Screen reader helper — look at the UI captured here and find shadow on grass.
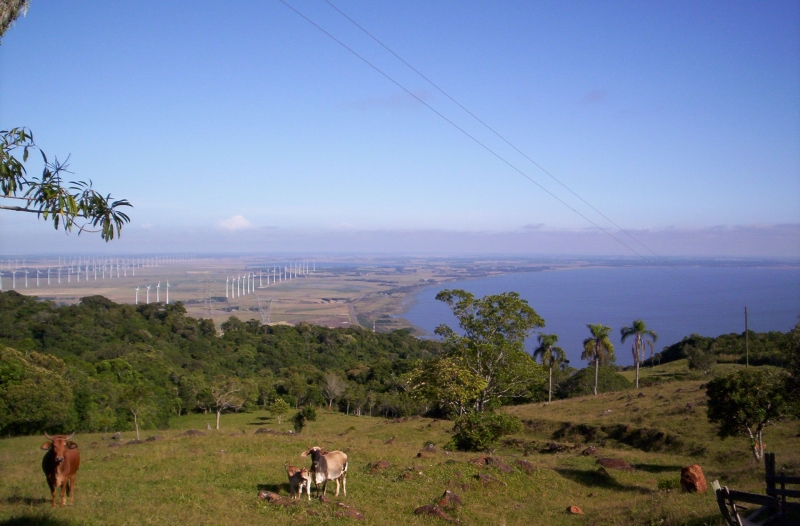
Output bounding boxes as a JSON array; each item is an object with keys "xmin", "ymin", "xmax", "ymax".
[
  {"xmin": 555, "ymin": 468, "xmax": 653, "ymax": 494},
  {"xmin": 257, "ymin": 483, "xmax": 290, "ymax": 494},
  {"xmin": 681, "ymin": 514, "xmax": 727, "ymax": 526},
  {"xmin": 0, "ymin": 516, "xmax": 72, "ymax": 526},
  {"xmin": 634, "ymin": 464, "xmax": 683, "ymax": 474},
  {"xmin": 2, "ymin": 497, "xmax": 48, "ymax": 506},
  {"xmin": 247, "ymin": 417, "xmax": 272, "ymax": 425}
]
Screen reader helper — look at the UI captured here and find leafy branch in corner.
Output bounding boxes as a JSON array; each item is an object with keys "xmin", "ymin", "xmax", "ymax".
[{"xmin": 0, "ymin": 127, "xmax": 132, "ymax": 241}]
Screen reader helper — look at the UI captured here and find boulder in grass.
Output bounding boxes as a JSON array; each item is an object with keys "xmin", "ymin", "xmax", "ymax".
[
  {"xmin": 567, "ymin": 505, "xmax": 583, "ymax": 514},
  {"xmin": 516, "ymin": 459, "xmax": 536, "ymax": 474},
  {"xmin": 413, "ymin": 505, "xmax": 456, "ymax": 522},
  {"xmin": 582, "ymin": 446, "xmax": 599, "ymax": 456},
  {"xmin": 437, "ymin": 490, "xmax": 463, "ymax": 509},
  {"xmin": 335, "ymin": 503, "xmax": 365, "ymax": 520},
  {"xmin": 680, "ymin": 464, "xmax": 707, "ymax": 493}
]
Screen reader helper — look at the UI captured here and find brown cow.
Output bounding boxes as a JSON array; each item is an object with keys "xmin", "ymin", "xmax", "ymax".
[
  {"xmin": 41, "ymin": 432, "xmax": 80, "ymax": 507},
  {"xmin": 285, "ymin": 462, "xmax": 312, "ymax": 500}
]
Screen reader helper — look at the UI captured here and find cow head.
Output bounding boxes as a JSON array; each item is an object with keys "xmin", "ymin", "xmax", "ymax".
[
  {"xmin": 41, "ymin": 433, "xmax": 77, "ymax": 463},
  {"xmin": 300, "ymin": 446, "xmax": 326, "ymax": 466}
]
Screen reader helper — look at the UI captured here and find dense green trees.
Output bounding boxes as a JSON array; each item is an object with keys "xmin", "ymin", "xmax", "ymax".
[
  {"xmin": 0, "ymin": 291, "xmax": 442, "ymax": 436},
  {"xmin": 434, "ymin": 289, "xmax": 545, "ymax": 411}
]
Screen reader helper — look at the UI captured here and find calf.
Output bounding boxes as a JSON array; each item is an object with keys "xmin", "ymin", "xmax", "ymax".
[
  {"xmin": 285, "ymin": 462, "xmax": 312, "ymax": 501},
  {"xmin": 301, "ymin": 446, "xmax": 348, "ymax": 497},
  {"xmin": 41, "ymin": 433, "xmax": 81, "ymax": 507}
]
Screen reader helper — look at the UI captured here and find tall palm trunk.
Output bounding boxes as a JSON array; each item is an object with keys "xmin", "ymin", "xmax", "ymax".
[
  {"xmin": 548, "ymin": 364, "xmax": 553, "ymax": 403},
  {"xmin": 594, "ymin": 358, "xmax": 599, "ymax": 396}
]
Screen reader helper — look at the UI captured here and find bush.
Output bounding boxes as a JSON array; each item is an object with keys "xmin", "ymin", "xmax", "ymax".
[
  {"xmin": 291, "ymin": 411, "xmax": 306, "ymax": 433},
  {"xmin": 555, "ymin": 366, "xmax": 632, "ymax": 398},
  {"xmin": 687, "ymin": 347, "xmax": 716, "ymax": 372},
  {"xmin": 448, "ymin": 411, "xmax": 522, "ymax": 451},
  {"xmin": 300, "ymin": 405, "xmax": 317, "ymax": 422}
]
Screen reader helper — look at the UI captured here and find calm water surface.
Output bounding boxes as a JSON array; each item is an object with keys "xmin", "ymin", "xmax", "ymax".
[{"xmin": 401, "ymin": 266, "xmax": 800, "ymax": 367}]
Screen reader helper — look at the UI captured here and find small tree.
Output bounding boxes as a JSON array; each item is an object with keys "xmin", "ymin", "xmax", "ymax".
[
  {"xmin": 582, "ymin": 324, "xmax": 615, "ymax": 396},
  {"xmin": 533, "ymin": 333, "xmax": 567, "ymax": 403},
  {"xmin": 448, "ymin": 411, "xmax": 523, "ymax": 452},
  {"xmin": 269, "ymin": 398, "xmax": 290, "ymax": 424},
  {"xmin": 620, "ymin": 320, "xmax": 657, "ymax": 389},
  {"xmin": 322, "ymin": 373, "xmax": 347, "ymax": 409},
  {"xmin": 706, "ymin": 368, "xmax": 791, "ymax": 460},
  {"xmin": 208, "ymin": 377, "xmax": 245, "ymax": 430}
]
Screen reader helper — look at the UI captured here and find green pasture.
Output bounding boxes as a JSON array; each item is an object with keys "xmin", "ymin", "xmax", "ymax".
[{"xmin": 1, "ymin": 374, "xmax": 798, "ymax": 525}]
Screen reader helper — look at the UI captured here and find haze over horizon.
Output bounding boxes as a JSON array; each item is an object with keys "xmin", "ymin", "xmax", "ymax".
[{"xmin": 1, "ymin": 1, "xmax": 798, "ymax": 258}]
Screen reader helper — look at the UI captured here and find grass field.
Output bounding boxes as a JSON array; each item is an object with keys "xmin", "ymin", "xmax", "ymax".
[{"xmin": 1, "ymin": 362, "xmax": 798, "ymax": 525}]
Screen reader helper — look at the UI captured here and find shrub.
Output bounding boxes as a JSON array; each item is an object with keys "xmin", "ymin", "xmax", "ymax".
[
  {"xmin": 448, "ymin": 411, "xmax": 522, "ymax": 451},
  {"xmin": 300, "ymin": 405, "xmax": 317, "ymax": 422},
  {"xmin": 555, "ymin": 365, "xmax": 632, "ymax": 398},
  {"xmin": 291, "ymin": 411, "xmax": 306, "ymax": 433}
]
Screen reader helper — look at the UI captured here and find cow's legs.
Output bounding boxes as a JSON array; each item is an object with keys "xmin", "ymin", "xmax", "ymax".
[
  {"xmin": 68, "ymin": 475, "xmax": 77, "ymax": 505},
  {"xmin": 49, "ymin": 483, "xmax": 56, "ymax": 508},
  {"xmin": 60, "ymin": 481, "xmax": 67, "ymax": 506},
  {"xmin": 342, "ymin": 473, "xmax": 347, "ymax": 497}
]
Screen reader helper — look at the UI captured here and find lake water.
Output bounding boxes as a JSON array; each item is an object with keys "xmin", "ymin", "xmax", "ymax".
[{"xmin": 400, "ymin": 266, "xmax": 800, "ymax": 367}]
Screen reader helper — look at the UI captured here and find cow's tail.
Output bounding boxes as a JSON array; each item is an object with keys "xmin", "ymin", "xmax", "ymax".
[{"xmin": 343, "ymin": 461, "xmax": 349, "ymax": 474}]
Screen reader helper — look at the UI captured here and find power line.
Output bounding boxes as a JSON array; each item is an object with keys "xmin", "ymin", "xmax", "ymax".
[
  {"xmin": 280, "ymin": 0, "xmax": 655, "ymax": 263},
  {"xmin": 323, "ymin": 0, "xmax": 676, "ymax": 264}
]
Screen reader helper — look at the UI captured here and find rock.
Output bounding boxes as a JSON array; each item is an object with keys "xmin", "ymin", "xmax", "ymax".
[
  {"xmin": 318, "ymin": 495, "xmax": 332, "ymax": 504},
  {"xmin": 485, "ymin": 457, "xmax": 513, "ymax": 473},
  {"xmin": 596, "ymin": 458, "xmax": 633, "ymax": 471},
  {"xmin": 306, "ymin": 510, "xmax": 319, "ymax": 517},
  {"xmin": 257, "ymin": 491, "xmax": 283, "ymax": 503},
  {"xmin": 637, "ymin": 392, "xmax": 646, "ymax": 398},
  {"xmin": 124, "ymin": 439, "xmax": 144, "ymax": 446},
  {"xmin": 422, "ymin": 443, "xmax": 437, "ymax": 452},
  {"xmin": 475, "ymin": 473, "xmax": 506, "ymax": 486},
  {"xmin": 384, "ymin": 436, "xmax": 396, "ymax": 444},
  {"xmin": 111, "ymin": 432, "xmax": 122, "ymax": 440},
  {"xmin": 685, "ymin": 402, "xmax": 694, "ymax": 412},
  {"xmin": 146, "ymin": 436, "xmax": 163, "ymax": 442},
  {"xmin": 417, "ymin": 451, "xmax": 434, "ymax": 459},
  {"xmin": 582, "ymin": 446, "xmax": 599, "ymax": 456},
  {"xmin": 680, "ymin": 464, "xmax": 707, "ymax": 493},
  {"xmin": 108, "ymin": 442, "xmax": 122, "ymax": 448},
  {"xmin": 178, "ymin": 429, "xmax": 206, "ymax": 437},
  {"xmin": 469, "ymin": 456, "xmax": 489, "ymax": 466},
  {"xmin": 335, "ymin": 503, "xmax": 365, "ymax": 520},
  {"xmin": 601, "ymin": 409, "xmax": 613, "ymax": 416},
  {"xmin": 413, "ymin": 505, "xmax": 456, "ymax": 522},
  {"xmin": 369, "ymin": 460, "xmax": 391, "ymax": 474},
  {"xmin": 516, "ymin": 460, "xmax": 536, "ymax": 473},
  {"xmin": 437, "ymin": 490, "xmax": 463, "ymax": 508},
  {"xmin": 567, "ymin": 505, "xmax": 583, "ymax": 514}
]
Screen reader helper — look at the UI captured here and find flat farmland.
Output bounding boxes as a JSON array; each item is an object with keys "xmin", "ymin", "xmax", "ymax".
[{"xmin": 2, "ymin": 256, "xmax": 556, "ymax": 332}]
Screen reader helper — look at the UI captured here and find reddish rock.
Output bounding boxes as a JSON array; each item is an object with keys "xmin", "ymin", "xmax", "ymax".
[
  {"xmin": 582, "ymin": 446, "xmax": 599, "ymax": 456},
  {"xmin": 437, "ymin": 490, "xmax": 463, "ymax": 508},
  {"xmin": 475, "ymin": 473, "xmax": 506, "ymax": 487},
  {"xmin": 370, "ymin": 460, "xmax": 391, "ymax": 470},
  {"xmin": 257, "ymin": 491, "xmax": 293, "ymax": 506},
  {"xmin": 680, "ymin": 464, "xmax": 707, "ymax": 493},
  {"xmin": 414, "ymin": 505, "xmax": 456, "ymax": 522},
  {"xmin": 335, "ymin": 503, "xmax": 365, "ymax": 520},
  {"xmin": 417, "ymin": 451, "xmax": 434, "ymax": 458},
  {"xmin": 516, "ymin": 460, "xmax": 536, "ymax": 473},
  {"xmin": 567, "ymin": 505, "xmax": 583, "ymax": 514},
  {"xmin": 384, "ymin": 436, "xmax": 396, "ymax": 444},
  {"xmin": 486, "ymin": 457, "xmax": 513, "ymax": 473},
  {"xmin": 596, "ymin": 458, "xmax": 633, "ymax": 471}
]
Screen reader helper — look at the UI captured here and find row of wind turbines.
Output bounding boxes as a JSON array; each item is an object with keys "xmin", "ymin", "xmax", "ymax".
[
  {"xmin": 226, "ymin": 261, "xmax": 314, "ymax": 298},
  {"xmin": 0, "ymin": 255, "xmax": 194, "ymax": 291},
  {"xmin": 135, "ymin": 281, "xmax": 171, "ymax": 305}
]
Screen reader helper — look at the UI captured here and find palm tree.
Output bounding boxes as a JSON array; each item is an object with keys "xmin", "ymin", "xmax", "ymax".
[
  {"xmin": 582, "ymin": 324, "xmax": 615, "ymax": 396},
  {"xmin": 533, "ymin": 333, "xmax": 568, "ymax": 402},
  {"xmin": 620, "ymin": 319, "xmax": 658, "ymax": 389}
]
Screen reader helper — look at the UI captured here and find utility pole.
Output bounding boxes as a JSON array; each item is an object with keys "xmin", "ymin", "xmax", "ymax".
[{"xmin": 745, "ymin": 306, "xmax": 749, "ymax": 369}]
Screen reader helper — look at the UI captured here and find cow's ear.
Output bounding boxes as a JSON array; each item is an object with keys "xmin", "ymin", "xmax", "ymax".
[
  {"xmin": 300, "ymin": 450, "xmax": 308, "ymax": 457},
  {"xmin": 321, "ymin": 450, "xmax": 328, "ymax": 455},
  {"xmin": 66, "ymin": 441, "xmax": 78, "ymax": 449},
  {"xmin": 41, "ymin": 443, "xmax": 52, "ymax": 450}
]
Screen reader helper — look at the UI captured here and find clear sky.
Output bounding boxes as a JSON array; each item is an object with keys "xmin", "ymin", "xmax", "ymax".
[{"xmin": 1, "ymin": 0, "xmax": 798, "ymax": 257}]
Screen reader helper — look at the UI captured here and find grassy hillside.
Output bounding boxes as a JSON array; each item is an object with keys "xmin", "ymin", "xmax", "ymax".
[{"xmin": 2, "ymin": 363, "xmax": 797, "ymax": 525}]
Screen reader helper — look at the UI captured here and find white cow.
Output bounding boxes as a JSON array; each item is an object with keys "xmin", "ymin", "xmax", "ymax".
[{"xmin": 301, "ymin": 446, "xmax": 348, "ymax": 497}]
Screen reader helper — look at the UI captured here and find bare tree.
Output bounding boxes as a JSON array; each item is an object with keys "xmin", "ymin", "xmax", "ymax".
[
  {"xmin": 209, "ymin": 377, "xmax": 245, "ymax": 430},
  {"xmin": 322, "ymin": 373, "xmax": 347, "ymax": 408}
]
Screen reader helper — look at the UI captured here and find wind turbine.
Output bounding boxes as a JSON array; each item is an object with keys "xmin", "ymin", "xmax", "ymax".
[
  {"xmin": 156, "ymin": 282, "xmax": 161, "ymax": 303},
  {"xmin": 135, "ymin": 286, "xmax": 139, "ymax": 305},
  {"xmin": 24, "ymin": 269, "xmax": 28, "ymax": 288},
  {"xmin": 146, "ymin": 285, "xmax": 151, "ymax": 304},
  {"xmin": 166, "ymin": 281, "xmax": 170, "ymax": 304},
  {"xmin": 36, "ymin": 269, "xmax": 40, "ymax": 287},
  {"xmin": 226, "ymin": 277, "xmax": 229, "ymax": 298},
  {"xmin": 12, "ymin": 270, "xmax": 17, "ymax": 289},
  {"xmin": 57, "ymin": 267, "xmax": 61, "ymax": 284},
  {"xmin": 47, "ymin": 268, "xmax": 51, "ymax": 285}
]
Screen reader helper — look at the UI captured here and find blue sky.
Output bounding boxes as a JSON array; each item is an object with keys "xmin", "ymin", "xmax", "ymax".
[{"xmin": 1, "ymin": 0, "xmax": 798, "ymax": 257}]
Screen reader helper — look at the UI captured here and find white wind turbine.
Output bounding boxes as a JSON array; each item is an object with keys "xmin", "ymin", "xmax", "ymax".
[
  {"xmin": 157, "ymin": 282, "xmax": 161, "ymax": 303},
  {"xmin": 47, "ymin": 268, "xmax": 51, "ymax": 285},
  {"xmin": 24, "ymin": 269, "xmax": 28, "ymax": 288},
  {"xmin": 36, "ymin": 269, "xmax": 40, "ymax": 287},
  {"xmin": 226, "ymin": 277, "xmax": 229, "ymax": 298},
  {"xmin": 135, "ymin": 286, "xmax": 140, "ymax": 305},
  {"xmin": 166, "ymin": 281, "xmax": 170, "ymax": 304},
  {"xmin": 146, "ymin": 284, "xmax": 151, "ymax": 304}
]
